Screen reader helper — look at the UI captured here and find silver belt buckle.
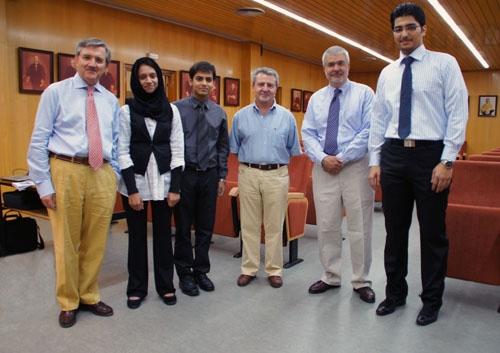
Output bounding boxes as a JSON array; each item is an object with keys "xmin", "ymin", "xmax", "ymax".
[{"xmin": 404, "ymin": 139, "xmax": 416, "ymax": 148}]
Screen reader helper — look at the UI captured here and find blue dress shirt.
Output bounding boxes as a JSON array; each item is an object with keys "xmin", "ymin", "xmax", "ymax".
[
  {"xmin": 27, "ymin": 74, "xmax": 121, "ymax": 197},
  {"xmin": 229, "ymin": 100, "xmax": 302, "ymax": 163},
  {"xmin": 302, "ymin": 79, "xmax": 374, "ymax": 165}
]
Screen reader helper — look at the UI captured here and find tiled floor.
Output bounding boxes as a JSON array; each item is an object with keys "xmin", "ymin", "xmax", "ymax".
[{"xmin": 0, "ymin": 206, "xmax": 498, "ymax": 353}]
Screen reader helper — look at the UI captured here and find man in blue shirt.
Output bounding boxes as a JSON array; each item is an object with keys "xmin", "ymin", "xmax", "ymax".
[
  {"xmin": 230, "ymin": 67, "xmax": 302, "ymax": 288},
  {"xmin": 302, "ymin": 46, "xmax": 376, "ymax": 304},
  {"xmin": 368, "ymin": 3, "xmax": 468, "ymax": 326},
  {"xmin": 27, "ymin": 38, "xmax": 120, "ymax": 328}
]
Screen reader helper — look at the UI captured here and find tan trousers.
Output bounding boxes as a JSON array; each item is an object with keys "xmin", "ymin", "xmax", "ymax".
[
  {"xmin": 238, "ymin": 164, "xmax": 289, "ymax": 277},
  {"xmin": 312, "ymin": 154, "xmax": 374, "ymax": 288},
  {"xmin": 48, "ymin": 158, "xmax": 117, "ymax": 310}
]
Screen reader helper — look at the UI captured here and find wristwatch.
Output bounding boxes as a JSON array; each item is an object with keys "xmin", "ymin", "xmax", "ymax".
[
  {"xmin": 219, "ymin": 178, "xmax": 226, "ymax": 183},
  {"xmin": 441, "ymin": 160, "xmax": 454, "ymax": 169}
]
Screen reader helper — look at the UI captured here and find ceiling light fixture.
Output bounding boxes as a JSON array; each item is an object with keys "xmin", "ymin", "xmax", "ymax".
[
  {"xmin": 252, "ymin": 0, "xmax": 393, "ymax": 64},
  {"xmin": 236, "ymin": 7, "xmax": 265, "ymax": 17},
  {"xmin": 427, "ymin": 0, "xmax": 488, "ymax": 68}
]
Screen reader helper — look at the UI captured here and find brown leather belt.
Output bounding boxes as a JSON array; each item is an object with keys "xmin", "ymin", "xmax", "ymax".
[
  {"xmin": 243, "ymin": 163, "xmax": 286, "ymax": 170},
  {"xmin": 49, "ymin": 152, "xmax": 108, "ymax": 165}
]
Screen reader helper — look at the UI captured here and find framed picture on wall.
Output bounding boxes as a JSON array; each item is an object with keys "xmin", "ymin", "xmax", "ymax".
[
  {"xmin": 18, "ymin": 47, "xmax": 54, "ymax": 94},
  {"xmin": 478, "ymin": 95, "xmax": 497, "ymax": 117},
  {"xmin": 101, "ymin": 60, "xmax": 120, "ymax": 98},
  {"xmin": 180, "ymin": 70, "xmax": 192, "ymax": 99},
  {"xmin": 58, "ymin": 53, "xmax": 77, "ymax": 81},
  {"xmin": 224, "ymin": 77, "xmax": 240, "ymax": 106},
  {"xmin": 291, "ymin": 88, "xmax": 302, "ymax": 112},
  {"xmin": 303, "ymin": 90, "xmax": 313, "ymax": 112},
  {"xmin": 209, "ymin": 76, "xmax": 221, "ymax": 104}
]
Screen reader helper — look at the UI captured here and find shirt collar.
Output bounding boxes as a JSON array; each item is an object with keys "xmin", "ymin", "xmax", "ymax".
[
  {"xmin": 328, "ymin": 79, "xmax": 351, "ymax": 96},
  {"xmin": 74, "ymin": 73, "xmax": 105, "ymax": 93},
  {"xmin": 188, "ymin": 95, "xmax": 210, "ymax": 110},
  {"xmin": 398, "ymin": 44, "xmax": 426, "ymax": 65},
  {"xmin": 252, "ymin": 99, "xmax": 277, "ymax": 113}
]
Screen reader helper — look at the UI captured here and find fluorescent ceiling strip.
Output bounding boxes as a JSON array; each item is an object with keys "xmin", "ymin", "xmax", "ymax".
[
  {"xmin": 252, "ymin": 0, "xmax": 394, "ymax": 64},
  {"xmin": 427, "ymin": 0, "xmax": 488, "ymax": 68}
]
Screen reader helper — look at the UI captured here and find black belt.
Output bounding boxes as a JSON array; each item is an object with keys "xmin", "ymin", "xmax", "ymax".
[
  {"xmin": 49, "ymin": 152, "xmax": 109, "ymax": 165},
  {"xmin": 387, "ymin": 139, "xmax": 443, "ymax": 148},
  {"xmin": 242, "ymin": 163, "xmax": 286, "ymax": 170},
  {"xmin": 185, "ymin": 163, "xmax": 213, "ymax": 172}
]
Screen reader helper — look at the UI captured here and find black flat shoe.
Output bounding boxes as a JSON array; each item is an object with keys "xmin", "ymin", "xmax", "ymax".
[
  {"xmin": 127, "ymin": 297, "xmax": 144, "ymax": 309},
  {"xmin": 163, "ymin": 294, "xmax": 177, "ymax": 306}
]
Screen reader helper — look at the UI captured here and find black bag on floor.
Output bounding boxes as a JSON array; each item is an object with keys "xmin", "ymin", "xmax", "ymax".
[{"xmin": 0, "ymin": 210, "xmax": 44, "ymax": 257}]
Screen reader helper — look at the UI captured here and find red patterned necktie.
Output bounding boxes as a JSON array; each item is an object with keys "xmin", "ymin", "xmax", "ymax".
[{"xmin": 86, "ymin": 86, "xmax": 103, "ymax": 170}]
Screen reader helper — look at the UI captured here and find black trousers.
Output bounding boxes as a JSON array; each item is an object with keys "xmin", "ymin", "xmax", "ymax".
[
  {"xmin": 122, "ymin": 195, "xmax": 175, "ymax": 298},
  {"xmin": 174, "ymin": 167, "xmax": 218, "ymax": 279},
  {"xmin": 380, "ymin": 141, "xmax": 449, "ymax": 310}
]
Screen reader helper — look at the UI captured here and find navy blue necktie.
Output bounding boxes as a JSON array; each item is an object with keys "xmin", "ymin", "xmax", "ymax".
[
  {"xmin": 324, "ymin": 88, "xmax": 341, "ymax": 155},
  {"xmin": 398, "ymin": 56, "xmax": 414, "ymax": 139},
  {"xmin": 197, "ymin": 103, "xmax": 209, "ymax": 170}
]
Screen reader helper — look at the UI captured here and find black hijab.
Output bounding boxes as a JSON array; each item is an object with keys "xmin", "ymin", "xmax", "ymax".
[{"xmin": 126, "ymin": 57, "xmax": 173, "ymax": 122}]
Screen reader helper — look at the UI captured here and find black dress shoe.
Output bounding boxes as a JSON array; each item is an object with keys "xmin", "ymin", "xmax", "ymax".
[
  {"xmin": 308, "ymin": 280, "xmax": 340, "ymax": 294},
  {"xmin": 78, "ymin": 301, "xmax": 114, "ymax": 316},
  {"xmin": 376, "ymin": 298, "xmax": 406, "ymax": 316},
  {"xmin": 162, "ymin": 294, "xmax": 177, "ymax": 306},
  {"xmin": 179, "ymin": 277, "xmax": 200, "ymax": 296},
  {"xmin": 353, "ymin": 286, "xmax": 376, "ymax": 303},
  {"xmin": 127, "ymin": 297, "xmax": 144, "ymax": 309},
  {"xmin": 416, "ymin": 307, "xmax": 439, "ymax": 326},
  {"xmin": 194, "ymin": 273, "xmax": 215, "ymax": 291},
  {"xmin": 59, "ymin": 310, "xmax": 77, "ymax": 328}
]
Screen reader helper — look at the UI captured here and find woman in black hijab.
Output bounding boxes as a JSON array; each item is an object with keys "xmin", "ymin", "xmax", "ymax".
[{"xmin": 118, "ymin": 57, "xmax": 184, "ymax": 308}]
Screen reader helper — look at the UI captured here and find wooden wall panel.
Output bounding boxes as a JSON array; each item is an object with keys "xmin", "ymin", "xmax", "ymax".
[{"xmin": 1, "ymin": 0, "xmax": 498, "ymax": 176}]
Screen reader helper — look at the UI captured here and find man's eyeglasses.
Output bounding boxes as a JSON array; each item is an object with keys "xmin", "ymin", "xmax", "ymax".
[{"xmin": 392, "ymin": 24, "xmax": 421, "ymax": 34}]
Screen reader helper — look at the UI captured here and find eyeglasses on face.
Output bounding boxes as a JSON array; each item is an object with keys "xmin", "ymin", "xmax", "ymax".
[{"xmin": 392, "ymin": 24, "xmax": 421, "ymax": 34}]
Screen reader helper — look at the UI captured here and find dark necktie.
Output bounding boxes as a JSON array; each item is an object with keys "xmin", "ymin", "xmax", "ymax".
[
  {"xmin": 197, "ymin": 103, "xmax": 209, "ymax": 171},
  {"xmin": 324, "ymin": 88, "xmax": 341, "ymax": 155},
  {"xmin": 86, "ymin": 86, "xmax": 103, "ymax": 170},
  {"xmin": 398, "ymin": 56, "xmax": 415, "ymax": 139}
]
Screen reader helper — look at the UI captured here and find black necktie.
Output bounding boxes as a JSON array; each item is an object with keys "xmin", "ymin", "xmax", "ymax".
[
  {"xmin": 197, "ymin": 103, "xmax": 209, "ymax": 170},
  {"xmin": 324, "ymin": 88, "xmax": 341, "ymax": 155},
  {"xmin": 398, "ymin": 56, "xmax": 414, "ymax": 139}
]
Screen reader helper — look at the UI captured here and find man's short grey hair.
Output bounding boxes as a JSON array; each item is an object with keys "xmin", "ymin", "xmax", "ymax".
[
  {"xmin": 322, "ymin": 46, "xmax": 350, "ymax": 66},
  {"xmin": 75, "ymin": 38, "xmax": 111, "ymax": 64},
  {"xmin": 251, "ymin": 67, "xmax": 279, "ymax": 86}
]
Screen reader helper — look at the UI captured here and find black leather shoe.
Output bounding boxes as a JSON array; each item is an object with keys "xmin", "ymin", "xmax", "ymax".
[
  {"xmin": 194, "ymin": 273, "xmax": 215, "ymax": 291},
  {"xmin": 376, "ymin": 298, "xmax": 406, "ymax": 316},
  {"xmin": 79, "ymin": 301, "xmax": 114, "ymax": 316},
  {"xmin": 308, "ymin": 280, "xmax": 340, "ymax": 294},
  {"xmin": 353, "ymin": 286, "xmax": 376, "ymax": 303},
  {"xmin": 179, "ymin": 277, "xmax": 200, "ymax": 296},
  {"xmin": 59, "ymin": 310, "xmax": 77, "ymax": 328},
  {"xmin": 416, "ymin": 307, "xmax": 439, "ymax": 326}
]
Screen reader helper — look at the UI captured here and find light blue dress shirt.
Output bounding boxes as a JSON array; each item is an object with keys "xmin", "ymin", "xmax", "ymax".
[
  {"xmin": 27, "ymin": 74, "xmax": 121, "ymax": 197},
  {"xmin": 302, "ymin": 79, "xmax": 374, "ymax": 165},
  {"xmin": 229, "ymin": 100, "xmax": 302, "ymax": 164},
  {"xmin": 368, "ymin": 45, "xmax": 469, "ymax": 166}
]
